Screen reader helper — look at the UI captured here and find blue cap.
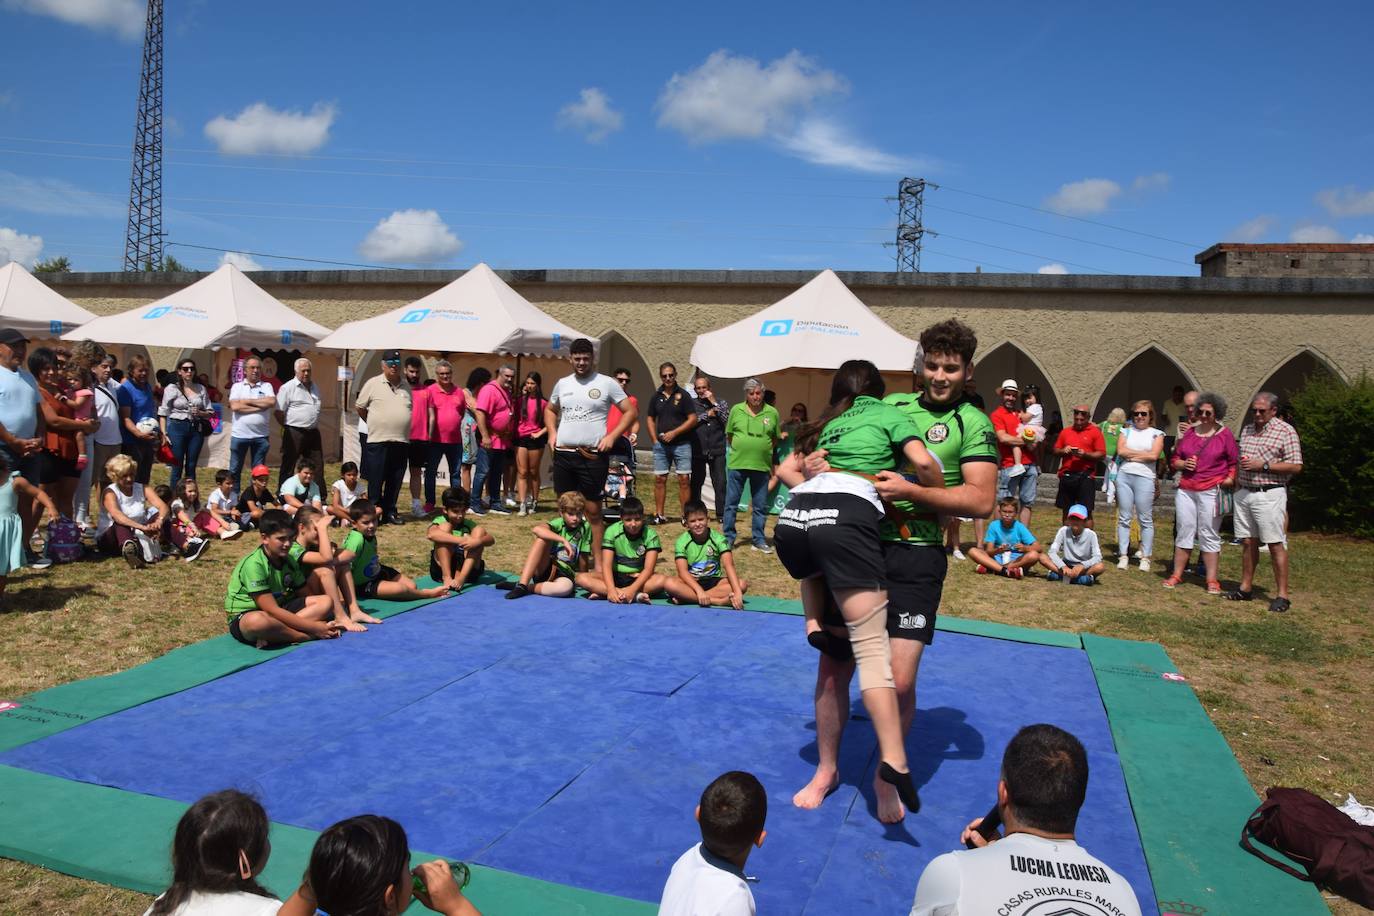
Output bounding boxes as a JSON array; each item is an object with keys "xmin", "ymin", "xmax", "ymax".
[{"xmin": 1067, "ymin": 504, "xmax": 1089, "ymax": 519}]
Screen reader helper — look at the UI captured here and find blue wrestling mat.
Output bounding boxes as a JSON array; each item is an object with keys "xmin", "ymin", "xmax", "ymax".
[{"xmin": 0, "ymin": 589, "xmax": 1159, "ymax": 915}]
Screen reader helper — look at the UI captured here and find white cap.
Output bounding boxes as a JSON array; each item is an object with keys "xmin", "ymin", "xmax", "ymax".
[{"xmin": 999, "ymin": 378, "xmax": 1019, "ymax": 392}]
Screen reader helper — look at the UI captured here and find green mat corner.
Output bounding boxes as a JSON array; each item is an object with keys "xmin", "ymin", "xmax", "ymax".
[
  {"xmin": 1083, "ymin": 634, "xmax": 1326, "ymax": 915},
  {"xmin": 0, "ymin": 765, "xmax": 653, "ymax": 914}
]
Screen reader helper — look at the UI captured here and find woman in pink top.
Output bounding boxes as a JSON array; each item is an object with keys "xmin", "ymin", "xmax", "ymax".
[
  {"xmin": 514, "ymin": 371, "xmax": 548, "ymax": 515},
  {"xmin": 1164, "ymin": 392, "xmax": 1238, "ymax": 594},
  {"xmin": 424, "ymin": 359, "xmax": 467, "ymax": 511}
]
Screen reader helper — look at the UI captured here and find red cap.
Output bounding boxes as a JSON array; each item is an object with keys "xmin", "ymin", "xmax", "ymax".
[{"xmin": 251, "ymin": 464, "xmax": 271, "ymax": 478}]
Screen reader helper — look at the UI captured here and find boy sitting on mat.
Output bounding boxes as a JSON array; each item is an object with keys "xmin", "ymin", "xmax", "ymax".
[
  {"xmin": 499, "ymin": 490, "xmax": 600, "ymax": 600},
  {"xmin": 427, "ymin": 485, "xmax": 494, "ymax": 592},
  {"xmin": 659, "ymin": 770, "xmax": 767, "ymax": 916},
  {"xmin": 967, "ymin": 497, "xmax": 1040, "ymax": 578},
  {"xmin": 343, "ymin": 499, "xmax": 448, "ymax": 602},
  {"xmin": 225, "ymin": 508, "xmax": 342, "ymax": 649},
  {"xmin": 583, "ymin": 495, "xmax": 668, "ymax": 603},
  {"xmin": 663, "ymin": 500, "xmax": 748, "ymax": 609},
  {"xmin": 290, "ymin": 505, "xmax": 379, "ymax": 631}
]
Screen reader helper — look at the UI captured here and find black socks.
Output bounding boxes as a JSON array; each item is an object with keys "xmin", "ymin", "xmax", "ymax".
[
  {"xmin": 878, "ymin": 761, "xmax": 922, "ymax": 814},
  {"xmin": 807, "ymin": 630, "xmax": 854, "ymax": 661},
  {"xmin": 504, "ymin": 583, "xmax": 531, "ymax": 600}
]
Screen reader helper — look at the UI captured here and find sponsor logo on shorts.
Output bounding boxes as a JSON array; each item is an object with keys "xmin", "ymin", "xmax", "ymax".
[
  {"xmin": 779, "ymin": 506, "xmax": 839, "ymax": 528},
  {"xmin": 898, "ymin": 612, "xmax": 927, "ymax": 631},
  {"xmin": 927, "ymin": 422, "xmax": 950, "ymax": 444}
]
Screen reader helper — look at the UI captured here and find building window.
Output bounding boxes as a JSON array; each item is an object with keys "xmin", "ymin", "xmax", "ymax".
[{"xmin": 1288, "ymin": 258, "xmax": 1301, "ymax": 269}]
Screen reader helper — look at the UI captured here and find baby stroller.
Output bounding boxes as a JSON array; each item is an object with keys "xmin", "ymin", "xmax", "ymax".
[{"xmin": 601, "ymin": 455, "xmax": 636, "ymax": 522}]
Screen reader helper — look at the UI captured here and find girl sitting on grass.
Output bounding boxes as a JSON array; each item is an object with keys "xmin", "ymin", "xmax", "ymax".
[{"xmin": 144, "ymin": 789, "xmax": 280, "ymax": 916}]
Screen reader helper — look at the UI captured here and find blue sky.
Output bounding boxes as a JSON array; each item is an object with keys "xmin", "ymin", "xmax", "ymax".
[{"xmin": 1, "ymin": 0, "xmax": 1371, "ymax": 274}]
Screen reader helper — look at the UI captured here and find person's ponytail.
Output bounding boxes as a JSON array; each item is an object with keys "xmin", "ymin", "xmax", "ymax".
[{"xmin": 795, "ymin": 360, "xmax": 885, "ymax": 454}]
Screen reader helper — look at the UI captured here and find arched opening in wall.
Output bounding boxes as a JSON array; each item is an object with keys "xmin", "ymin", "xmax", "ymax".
[
  {"xmin": 597, "ymin": 328, "xmax": 654, "ymax": 427},
  {"xmin": 973, "ymin": 341, "xmax": 1063, "ymax": 425},
  {"xmin": 1093, "ymin": 344, "xmax": 1198, "ymax": 423},
  {"xmin": 1251, "ymin": 348, "xmax": 1347, "ymax": 413}
]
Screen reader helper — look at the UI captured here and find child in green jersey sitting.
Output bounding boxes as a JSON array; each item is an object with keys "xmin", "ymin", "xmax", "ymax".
[
  {"xmin": 584, "ymin": 496, "xmax": 668, "ymax": 603},
  {"xmin": 500, "ymin": 490, "xmax": 600, "ymax": 600},
  {"xmin": 289, "ymin": 505, "xmax": 376, "ymax": 632},
  {"xmin": 664, "ymin": 499, "xmax": 748, "ymax": 609},
  {"xmin": 225, "ymin": 508, "xmax": 341, "ymax": 648},
  {"xmin": 427, "ymin": 485, "xmax": 494, "ymax": 592},
  {"xmin": 343, "ymin": 499, "xmax": 448, "ymax": 602}
]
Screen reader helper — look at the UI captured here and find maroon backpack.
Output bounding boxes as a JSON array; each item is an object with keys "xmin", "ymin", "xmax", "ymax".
[{"xmin": 1240, "ymin": 786, "xmax": 1374, "ymax": 907}]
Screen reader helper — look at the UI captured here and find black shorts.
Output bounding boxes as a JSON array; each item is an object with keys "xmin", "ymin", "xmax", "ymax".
[
  {"xmin": 0, "ymin": 443, "xmax": 39, "ymax": 481},
  {"xmin": 228, "ymin": 614, "xmax": 254, "ymax": 645},
  {"xmin": 822, "ymin": 542, "xmax": 944, "ymax": 644},
  {"xmin": 693, "ymin": 575, "xmax": 722, "ymax": 591},
  {"xmin": 34, "ymin": 450, "xmax": 80, "ymax": 483},
  {"xmin": 357, "ymin": 565, "xmax": 401, "ymax": 598},
  {"xmin": 1055, "ymin": 472, "xmax": 1098, "ymax": 516},
  {"xmin": 774, "ymin": 491, "xmax": 885, "ymax": 590},
  {"xmin": 516, "ymin": 435, "xmax": 546, "ymax": 451},
  {"xmin": 430, "ymin": 548, "xmax": 484, "ymax": 583},
  {"xmin": 408, "ymin": 441, "xmax": 430, "ymax": 468},
  {"xmin": 552, "ymin": 449, "xmax": 609, "ymax": 502}
]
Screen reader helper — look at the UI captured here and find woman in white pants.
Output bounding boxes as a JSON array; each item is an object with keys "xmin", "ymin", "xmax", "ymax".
[
  {"xmin": 1164, "ymin": 393, "xmax": 1238, "ymax": 594},
  {"xmin": 1114, "ymin": 399, "xmax": 1163, "ymax": 571}
]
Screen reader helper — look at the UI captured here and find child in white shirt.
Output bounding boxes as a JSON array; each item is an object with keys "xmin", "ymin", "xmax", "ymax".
[
  {"xmin": 1008, "ymin": 385, "xmax": 1047, "ymax": 477},
  {"xmin": 328, "ymin": 461, "xmax": 365, "ymax": 527}
]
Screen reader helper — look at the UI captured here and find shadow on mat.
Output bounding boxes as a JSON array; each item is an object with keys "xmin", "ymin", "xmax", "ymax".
[{"xmin": 0, "ymin": 584, "xmax": 98, "ymax": 614}]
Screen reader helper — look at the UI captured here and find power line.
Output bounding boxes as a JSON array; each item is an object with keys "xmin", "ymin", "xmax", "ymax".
[
  {"xmin": 166, "ymin": 242, "xmax": 399, "ymax": 270},
  {"xmin": 924, "ymin": 202, "xmax": 1194, "ymax": 266}
]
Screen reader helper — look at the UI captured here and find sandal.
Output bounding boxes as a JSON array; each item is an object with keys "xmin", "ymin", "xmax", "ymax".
[
  {"xmin": 1206, "ymin": 580, "xmax": 1222, "ymax": 596},
  {"xmin": 1162, "ymin": 575, "xmax": 1182, "ymax": 589},
  {"xmin": 1268, "ymin": 597, "xmax": 1291, "ymax": 613},
  {"xmin": 1225, "ymin": 589, "xmax": 1253, "ymax": 601}
]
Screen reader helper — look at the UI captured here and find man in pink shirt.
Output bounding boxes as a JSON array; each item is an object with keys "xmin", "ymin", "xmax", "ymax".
[
  {"xmin": 471, "ymin": 364, "xmax": 516, "ymax": 514},
  {"xmin": 425, "ymin": 359, "xmax": 467, "ymax": 514}
]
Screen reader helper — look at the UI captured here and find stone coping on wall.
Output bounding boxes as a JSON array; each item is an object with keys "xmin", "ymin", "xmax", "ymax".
[{"xmin": 38, "ymin": 268, "xmax": 1374, "ymax": 297}]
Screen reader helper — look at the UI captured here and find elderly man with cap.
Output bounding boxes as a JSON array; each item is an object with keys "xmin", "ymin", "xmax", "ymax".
[
  {"xmin": 354, "ymin": 349, "xmax": 412, "ymax": 525},
  {"xmin": 1052, "ymin": 403, "xmax": 1106, "ymax": 527},
  {"xmin": 275, "ymin": 357, "xmax": 323, "ymax": 489},
  {"xmin": 0, "ymin": 328, "xmax": 52, "ymax": 568},
  {"xmin": 988, "ymin": 378, "xmax": 1037, "ymax": 527}
]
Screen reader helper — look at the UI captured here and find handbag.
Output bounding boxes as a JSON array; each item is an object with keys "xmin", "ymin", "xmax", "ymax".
[
  {"xmin": 193, "ymin": 416, "xmax": 214, "ymax": 437},
  {"xmin": 1240, "ymin": 786, "xmax": 1374, "ymax": 906},
  {"xmin": 157, "ymin": 440, "xmax": 176, "ymax": 464}
]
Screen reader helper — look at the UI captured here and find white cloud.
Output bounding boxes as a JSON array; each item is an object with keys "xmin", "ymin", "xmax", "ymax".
[
  {"xmin": 1288, "ymin": 224, "xmax": 1345, "ymax": 243},
  {"xmin": 204, "ymin": 102, "xmax": 336, "ymax": 156},
  {"xmin": 655, "ymin": 49, "xmax": 912, "ymax": 174},
  {"xmin": 0, "ymin": 170, "xmax": 124, "ymax": 218},
  {"xmin": 556, "ymin": 88, "xmax": 624, "ymax": 143},
  {"xmin": 0, "ymin": 227, "xmax": 43, "ymax": 267},
  {"xmin": 1037, "ymin": 263, "xmax": 1069, "ymax": 274},
  {"xmin": 1228, "ymin": 214, "xmax": 1277, "ymax": 241},
  {"xmin": 1316, "ymin": 186, "xmax": 1374, "ymax": 218},
  {"xmin": 358, "ymin": 210, "xmax": 463, "ymax": 265},
  {"xmin": 1044, "ymin": 178, "xmax": 1122, "ymax": 215},
  {"xmin": 1, "ymin": 0, "xmax": 143, "ymax": 39},
  {"xmin": 1351, "ymin": 233, "xmax": 1374, "ymax": 244},
  {"xmin": 1131, "ymin": 172, "xmax": 1171, "ymax": 192},
  {"xmin": 777, "ymin": 118, "xmax": 916, "ymax": 174},
  {"xmin": 218, "ymin": 251, "xmax": 263, "ymax": 271}
]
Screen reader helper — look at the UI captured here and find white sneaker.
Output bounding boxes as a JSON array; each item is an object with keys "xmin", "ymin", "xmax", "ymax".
[
  {"xmin": 1006, "ymin": 464, "xmax": 1026, "ymax": 478},
  {"xmin": 504, "ymin": 497, "xmax": 518, "ymax": 509},
  {"xmin": 1139, "ymin": 558, "xmax": 1151, "ymax": 572},
  {"xmin": 1117, "ymin": 555, "xmax": 1129, "ymax": 570},
  {"xmin": 1132, "ymin": 548, "xmax": 1143, "ymax": 559},
  {"xmin": 951, "ymin": 548, "xmax": 966, "ymax": 561}
]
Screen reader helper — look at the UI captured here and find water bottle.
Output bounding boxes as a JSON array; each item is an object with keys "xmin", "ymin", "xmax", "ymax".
[{"xmin": 412, "ymin": 860, "xmax": 471, "ymax": 896}]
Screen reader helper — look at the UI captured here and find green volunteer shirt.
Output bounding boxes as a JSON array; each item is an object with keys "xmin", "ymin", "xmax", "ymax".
[
  {"xmin": 674, "ymin": 529, "xmax": 730, "ymax": 580},
  {"xmin": 880, "ymin": 393, "xmax": 999, "ymax": 545},
  {"xmin": 725, "ymin": 402, "xmax": 781, "ymax": 471},
  {"xmin": 224, "ymin": 546, "xmax": 287, "ymax": 621},
  {"xmin": 603, "ymin": 521, "xmax": 662, "ymax": 574},
  {"xmin": 816, "ymin": 395, "xmax": 922, "ymax": 475},
  {"xmin": 343, "ymin": 529, "xmax": 382, "ymax": 585},
  {"xmin": 548, "ymin": 515, "xmax": 593, "ymax": 574}
]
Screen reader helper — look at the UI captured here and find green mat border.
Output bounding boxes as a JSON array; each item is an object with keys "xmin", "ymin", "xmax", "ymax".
[{"xmin": 0, "ymin": 577, "xmax": 1326, "ymax": 913}]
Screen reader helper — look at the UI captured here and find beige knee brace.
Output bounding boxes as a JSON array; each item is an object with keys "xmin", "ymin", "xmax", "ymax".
[{"xmin": 845, "ymin": 599, "xmax": 894, "ymax": 691}]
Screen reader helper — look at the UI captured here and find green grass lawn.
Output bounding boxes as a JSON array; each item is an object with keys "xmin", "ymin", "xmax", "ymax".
[{"xmin": 2, "ymin": 465, "xmax": 1370, "ymax": 914}]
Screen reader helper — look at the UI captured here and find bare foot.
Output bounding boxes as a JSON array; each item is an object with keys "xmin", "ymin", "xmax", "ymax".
[
  {"xmin": 793, "ymin": 769, "xmax": 840, "ymax": 809},
  {"xmin": 351, "ymin": 610, "xmax": 382, "ymax": 625},
  {"xmin": 341, "ymin": 619, "xmax": 368, "ymax": 633},
  {"xmin": 420, "ymin": 586, "xmax": 449, "ymax": 598},
  {"xmin": 874, "ymin": 774, "xmax": 907, "ymax": 824}
]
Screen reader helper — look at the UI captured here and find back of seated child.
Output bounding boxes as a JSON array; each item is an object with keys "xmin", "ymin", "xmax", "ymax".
[
  {"xmin": 144, "ymin": 789, "xmax": 279, "ymax": 916},
  {"xmin": 659, "ymin": 771, "xmax": 767, "ymax": 916}
]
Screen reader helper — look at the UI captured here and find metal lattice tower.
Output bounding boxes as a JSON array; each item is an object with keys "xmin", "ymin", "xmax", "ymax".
[
  {"xmin": 893, "ymin": 177, "xmax": 935, "ymax": 272},
  {"xmin": 123, "ymin": 0, "xmax": 164, "ymax": 272}
]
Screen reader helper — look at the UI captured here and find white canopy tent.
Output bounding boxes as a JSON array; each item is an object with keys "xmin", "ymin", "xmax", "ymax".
[
  {"xmin": 0, "ymin": 260, "xmax": 99, "ymax": 341},
  {"xmin": 315, "ymin": 262, "xmax": 594, "ymax": 356},
  {"xmin": 62, "ymin": 263, "xmax": 341, "ymax": 467}
]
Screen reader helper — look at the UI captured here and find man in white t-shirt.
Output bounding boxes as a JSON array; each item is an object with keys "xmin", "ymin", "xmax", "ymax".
[
  {"xmin": 83, "ymin": 355, "xmax": 125, "ymax": 529},
  {"xmin": 911, "ymin": 724, "xmax": 1142, "ymax": 916},
  {"xmin": 228, "ymin": 357, "xmax": 277, "ymax": 494},
  {"xmin": 545, "ymin": 337, "xmax": 637, "ymax": 562}
]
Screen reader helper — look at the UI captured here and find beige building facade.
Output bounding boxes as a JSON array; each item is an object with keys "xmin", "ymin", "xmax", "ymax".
[{"xmin": 44, "ymin": 269, "xmax": 1373, "ymax": 429}]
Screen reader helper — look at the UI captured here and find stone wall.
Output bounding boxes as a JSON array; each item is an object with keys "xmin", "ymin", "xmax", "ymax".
[{"xmin": 1196, "ymin": 243, "xmax": 1374, "ymax": 279}]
